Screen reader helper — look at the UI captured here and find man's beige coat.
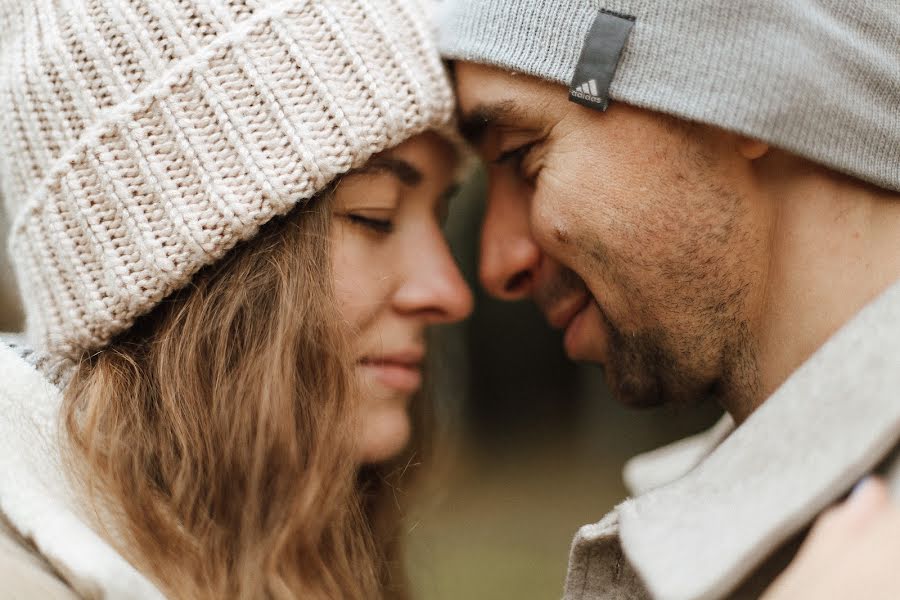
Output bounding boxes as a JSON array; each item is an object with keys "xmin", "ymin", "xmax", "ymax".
[{"xmin": 564, "ymin": 278, "xmax": 900, "ymax": 600}]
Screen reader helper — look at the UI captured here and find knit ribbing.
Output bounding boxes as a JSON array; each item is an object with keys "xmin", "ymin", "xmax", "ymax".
[
  {"xmin": 1, "ymin": 0, "xmax": 454, "ymax": 360},
  {"xmin": 439, "ymin": 0, "xmax": 900, "ymax": 193}
]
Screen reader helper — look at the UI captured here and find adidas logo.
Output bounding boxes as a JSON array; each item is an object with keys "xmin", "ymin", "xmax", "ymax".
[
  {"xmin": 576, "ymin": 79, "xmax": 600, "ymax": 97},
  {"xmin": 570, "ymin": 78, "xmax": 605, "ymax": 106}
]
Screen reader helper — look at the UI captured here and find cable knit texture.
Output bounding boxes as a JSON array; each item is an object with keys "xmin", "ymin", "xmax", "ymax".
[
  {"xmin": 438, "ymin": 0, "xmax": 900, "ymax": 193},
  {"xmin": 0, "ymin": 0, "xmax": 454, "ymax": 361}
]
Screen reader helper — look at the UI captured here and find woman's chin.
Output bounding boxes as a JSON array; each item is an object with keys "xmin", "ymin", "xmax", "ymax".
[{"xmin": 358, "ymin": 409, "xmax": 411, "ymax": 464}]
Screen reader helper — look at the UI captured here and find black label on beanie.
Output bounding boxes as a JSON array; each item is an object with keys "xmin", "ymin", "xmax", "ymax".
[{"xmin": 569, "ymin": 9, "xmax": 635, "ymax": 112}]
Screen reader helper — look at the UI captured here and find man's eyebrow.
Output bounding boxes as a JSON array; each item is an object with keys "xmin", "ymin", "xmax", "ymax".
[
  {"xmin": 354, "ymin": 157, "xmax": 423, "ymax": 186},
  {"xmin": 458, "ymin": 100, "xmax": 523, "ymax": 145}
]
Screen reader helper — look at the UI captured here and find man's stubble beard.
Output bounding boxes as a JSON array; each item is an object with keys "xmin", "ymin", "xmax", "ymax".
[
  {"xmin": 533, "ymin": 261, "xmax": 762, "ymax": 412},
  {"xmin": 599, "ymin": 306, "xmax": 760, "ymax": 412},
  {"xmin": 589, "ymin": 185, "xmax": 764, "ymax": 414}
]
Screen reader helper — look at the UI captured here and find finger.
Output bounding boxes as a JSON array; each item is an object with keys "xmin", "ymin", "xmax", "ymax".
[
  {"xmin": 812, "ymin": 478, "xmax": 889, "ymax": 539},
  {"xmin": 844, "ymin": 477, "xmax": 890, "ymax": 518}
]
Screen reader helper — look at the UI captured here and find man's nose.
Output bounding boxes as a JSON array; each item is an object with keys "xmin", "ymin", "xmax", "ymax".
[
  {"xmin": 393, "ymin": 229, "xmax": 474, "ymax": 324},
  {"xmin": 479, "ymin": 177, "xmax": 542, "ymax": 301}
]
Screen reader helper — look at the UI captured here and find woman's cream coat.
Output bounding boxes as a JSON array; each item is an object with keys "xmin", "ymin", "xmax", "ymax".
[{"xmin": 0, "ymin": 342, "xmax": 164, "ymax": 599}]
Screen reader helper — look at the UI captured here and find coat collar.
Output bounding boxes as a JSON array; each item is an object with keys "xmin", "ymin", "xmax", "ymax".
[
  {"xmin": 615, "ymin": 278, "xmax": 900, "ymax": 600},
  {"xmin": 0, "ymin": 341, "xmax": 164, "ymax": 599}
]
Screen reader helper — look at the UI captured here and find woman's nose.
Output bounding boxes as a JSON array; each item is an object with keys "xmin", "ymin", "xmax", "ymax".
[
  {"xmin": 479, "ymin": 179, "xmax": 542, "ymax": 301},
  {"xmin": 393, "ymin": 232, "xmax": 473, "ymax": 324}
]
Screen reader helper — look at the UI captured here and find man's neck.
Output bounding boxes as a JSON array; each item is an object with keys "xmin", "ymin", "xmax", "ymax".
[{"xmin": 744, "ymin": 154, "xmax": 900, "ymax": 421}]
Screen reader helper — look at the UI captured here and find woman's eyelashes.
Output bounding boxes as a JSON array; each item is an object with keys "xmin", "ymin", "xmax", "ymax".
[{"xmin": 346, "ymin": 213, "xmax": 394, "ymax": 234}]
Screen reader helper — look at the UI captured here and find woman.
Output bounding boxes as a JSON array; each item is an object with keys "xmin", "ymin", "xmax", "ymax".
[{"xmin": 0, "ymin": 0, "xmax": 470, "ymax": 598}]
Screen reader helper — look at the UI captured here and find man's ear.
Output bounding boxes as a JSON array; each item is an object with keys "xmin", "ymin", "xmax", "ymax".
[{"xmin": 738, "ymin": 137, "xmax": 770, "ymax": 160}]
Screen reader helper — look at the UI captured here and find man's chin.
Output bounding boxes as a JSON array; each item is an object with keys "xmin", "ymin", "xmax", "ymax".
[
  {"xmin": 564, "ymin": 335, "xmax": 672, "ymax": 407},
  {"xmin": 609, "ymin": 370, "xmax": 713, "ymax": 409},
  {"xmin": 605, "ymin": 370, "xmax": 669, "ymax": 409},
  {"xmin": 597, "ymin": 324, "xmax": 707, "ymax": 409}
]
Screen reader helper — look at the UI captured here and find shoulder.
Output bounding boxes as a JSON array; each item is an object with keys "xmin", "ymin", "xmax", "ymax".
[
  {"xmin": 0, "ymin": 513, "xmax": 79, "ymax": 600},
  {"xmin": 0, "ymin": 337, "xmax": 41, "ymax": 382},
  {"xmin": 0, "ymin": 336, "xmax": 72, "ymax": 388},
  {"xmin": 0, "ymin": 341, "xmax": 78, "ymax": 599}
]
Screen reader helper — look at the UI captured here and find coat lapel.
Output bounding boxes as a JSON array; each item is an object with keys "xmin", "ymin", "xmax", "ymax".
[{"xmin": 616, "ymin": 279, "xmax": 900, "ymax": 600}]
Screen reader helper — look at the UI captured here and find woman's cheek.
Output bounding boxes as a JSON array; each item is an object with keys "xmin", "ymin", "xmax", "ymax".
[{"xmin": 332, "ymin": 231, "xmax": 393, "ymax": 327}]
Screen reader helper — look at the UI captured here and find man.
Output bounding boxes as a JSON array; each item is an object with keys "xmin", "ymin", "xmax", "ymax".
[{"xmin": 438, "ymin": 1, "xmax": 900, "ymax": 598}]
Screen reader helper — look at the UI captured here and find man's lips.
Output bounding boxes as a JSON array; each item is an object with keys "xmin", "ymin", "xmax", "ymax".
[
  {"xmin": 563, "ymin": 303, "xmax": 592, "ymax": 361},
  {"xmin": 358, "ymin": 350, "xmax": 424, "ymax": 393},
  {"xmin": 546, "ymin": 294, "xmax": 591, "ymax": 330},
  {"xmin": 545, "ymin": 295, "xmax": 609, "ymax": 364}
]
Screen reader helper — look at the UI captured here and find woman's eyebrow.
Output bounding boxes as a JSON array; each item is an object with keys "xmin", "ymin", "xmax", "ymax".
[{"xmin": 355, "ymin": 157, "xmax": 423, "ymax": 186}]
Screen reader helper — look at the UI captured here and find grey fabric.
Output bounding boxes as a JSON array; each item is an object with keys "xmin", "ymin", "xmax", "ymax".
[
  {"xmin": 439, "ymin": 0, "xmax": 900, "ymax": 193},
  {"xmin": 565, "ymin": 512, "xmax": 651, "ymax": 600},
  {"xmin": 623, "ymin": 415, "xmax": 734, "ymax": 497},
  {"xmin": 565, "ymin": 277, "xmax": 900, "ymax": 600}
]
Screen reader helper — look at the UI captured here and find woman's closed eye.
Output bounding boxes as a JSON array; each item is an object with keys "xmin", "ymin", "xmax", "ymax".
[{"xmin": 345, "ymin": 213, "xmax": 394, "ymax": 234}]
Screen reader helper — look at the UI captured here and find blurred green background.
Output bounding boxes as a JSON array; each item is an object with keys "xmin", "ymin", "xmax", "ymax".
[{"xmin": 0, "ymin": 171, "xmax": 720, "ymax": 599}]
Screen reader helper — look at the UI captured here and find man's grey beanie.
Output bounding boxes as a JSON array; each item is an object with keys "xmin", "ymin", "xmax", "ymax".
[{"xmin": 439, "ymin": 0, "xmax": 900, "ymax": 192}]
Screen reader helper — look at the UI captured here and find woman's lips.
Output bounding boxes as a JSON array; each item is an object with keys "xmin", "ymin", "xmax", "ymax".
[{"xmin": 358, "ymin": 355, "xmax": 423, "ymax": 393}]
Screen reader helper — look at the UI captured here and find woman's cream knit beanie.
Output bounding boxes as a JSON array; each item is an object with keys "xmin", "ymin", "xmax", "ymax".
[{"xmin": 0, "ymin": 0, "xmax": 454, "ymax": 361}]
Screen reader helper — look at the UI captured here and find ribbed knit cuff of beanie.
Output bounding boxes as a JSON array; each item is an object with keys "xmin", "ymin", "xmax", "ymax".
[
  {"xmin": 438, "ymin": 0, "xmax": 900, "ymax": 193},
  {"xmin": 0, "ymin": 0, "xmax": 455, "ymax": 362}
]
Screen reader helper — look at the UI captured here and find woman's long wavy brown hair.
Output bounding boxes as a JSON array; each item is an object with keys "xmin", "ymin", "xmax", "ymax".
[{"xmin": 61, "ymin": 193, "xmax": 429, "ymax": 599}]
